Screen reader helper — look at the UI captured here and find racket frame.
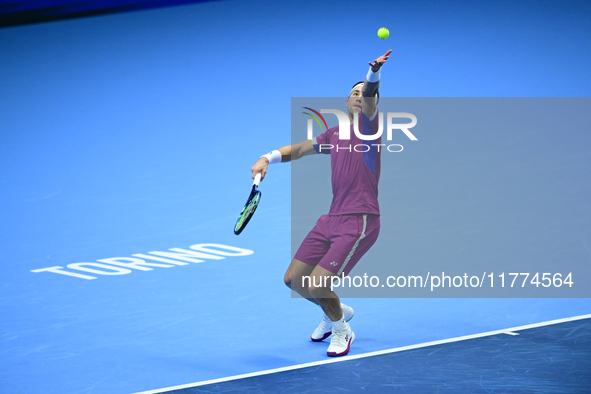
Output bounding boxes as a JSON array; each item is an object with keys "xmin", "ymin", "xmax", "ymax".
[{"xmin": 234, "ymin": 173, "xmax": 262, "ymax": 235}]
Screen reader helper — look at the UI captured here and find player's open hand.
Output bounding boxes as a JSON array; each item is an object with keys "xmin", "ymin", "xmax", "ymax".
[{"xmin": 369, "ymin": 49, "xmax": 392, "ymax": 72}]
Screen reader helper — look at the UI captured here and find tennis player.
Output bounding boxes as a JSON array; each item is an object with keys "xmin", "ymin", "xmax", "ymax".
[{"xmin": 251, "ymin": 49, "xmax": 392, "ymax": 357}]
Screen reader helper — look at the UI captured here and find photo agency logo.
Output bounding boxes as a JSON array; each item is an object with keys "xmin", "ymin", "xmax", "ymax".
[{"xmin": 302, "ymin": 106, "xmax": 418, "ymax": 152}]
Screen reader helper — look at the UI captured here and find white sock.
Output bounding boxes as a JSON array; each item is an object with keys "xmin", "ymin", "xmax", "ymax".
[
  {"xmin": 331, "ymin": 316, "xmax": 346, "ymax": 332},
  {"xmin": 319, "ymin": 304, "xmax": 349, "ymax": 321}
]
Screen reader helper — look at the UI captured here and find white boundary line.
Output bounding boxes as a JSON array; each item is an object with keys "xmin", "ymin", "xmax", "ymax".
[{"xmin": 132, "ymin": 313, "xmax": 591, "ymax": 394}]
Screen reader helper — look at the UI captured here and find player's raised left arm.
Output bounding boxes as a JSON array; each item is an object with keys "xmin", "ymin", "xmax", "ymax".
[{"xmin": 362, "ymin": 49, "xmax": 392, "ymax": 118}]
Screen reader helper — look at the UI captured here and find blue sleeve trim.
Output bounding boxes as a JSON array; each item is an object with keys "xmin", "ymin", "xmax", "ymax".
[
  {"xmin": 361, "ymin": 112, "xmax": 378, "ymax": 173},
  {"xmin": 312, "ymin": 134, "xmax": 332, "ymax": 155},
  {"xmin": 313, "ymin": 144, "xmax": 331, "ymax": 154}
]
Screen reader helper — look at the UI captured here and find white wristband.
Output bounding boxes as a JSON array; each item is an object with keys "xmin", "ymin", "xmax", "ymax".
[
  {"xmin": 366, "ymin": 67, "xmax": 380, "ymax": 83},
  {"xmin": 261, "ymin": 150, "xmax": 282, "ymax": 164}
]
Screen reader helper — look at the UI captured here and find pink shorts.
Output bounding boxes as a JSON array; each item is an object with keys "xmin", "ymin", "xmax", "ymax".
[{"xmin": 294, "ymin": 214, "xmax": 380, "ymax": 276}]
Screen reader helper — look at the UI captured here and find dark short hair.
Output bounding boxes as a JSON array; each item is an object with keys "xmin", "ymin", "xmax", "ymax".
[{"xmin": 350, "ymin": 81, "xmax": 379, "ymax": 104}]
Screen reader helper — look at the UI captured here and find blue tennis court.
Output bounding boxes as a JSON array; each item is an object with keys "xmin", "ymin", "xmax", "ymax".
[
  {"xmin": 139, "ymin": 315, "xmax": 591, "ymax": 393},
  {"xmin": 1, "ymin": 1, "xmax": 590, "ymax": 393}
]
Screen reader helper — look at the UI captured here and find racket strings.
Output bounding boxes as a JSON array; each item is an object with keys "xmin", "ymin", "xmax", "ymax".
[{"xmin": 234, "ymin": 191, "xmax": 261, "ymax": 234}]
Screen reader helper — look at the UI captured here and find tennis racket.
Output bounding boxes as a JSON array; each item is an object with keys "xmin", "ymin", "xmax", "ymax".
[{"xmin": 234, "ymin": 173, "xmax": 262, "ymax": 235}]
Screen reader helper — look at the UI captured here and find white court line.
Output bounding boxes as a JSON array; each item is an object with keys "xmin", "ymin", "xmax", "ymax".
[{"xmin": 132, "ymin": 313, "xmax": 591, "ymax": 394}]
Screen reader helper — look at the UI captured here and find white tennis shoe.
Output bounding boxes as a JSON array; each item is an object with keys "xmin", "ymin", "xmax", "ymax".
[
  {"xmin": 327, "ymin": 322, "xmax": 355, "ymax": 357},
  {"xmin": 310, "ymin": 303, "xmax": 354, "ymax": 342}
]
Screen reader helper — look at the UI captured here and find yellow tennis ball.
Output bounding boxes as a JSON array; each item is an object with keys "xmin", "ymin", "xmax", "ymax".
[{"xmin": 377, "ymin": 27, "xmax": 389, "ymax": 39}]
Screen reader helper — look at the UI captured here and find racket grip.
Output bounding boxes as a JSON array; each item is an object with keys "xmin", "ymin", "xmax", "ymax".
[{"xmin": 253, "ymin": 172, "xmax": 262, "ymax": 186}]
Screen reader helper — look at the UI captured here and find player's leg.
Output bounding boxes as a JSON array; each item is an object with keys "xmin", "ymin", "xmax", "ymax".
[
  {"xmin": 285, "ymin": 258, "xmax": 353, "ymax": 343},
  {"xmin": 307, "ymin": 265, "xmax": 354, "ymax": 357},
  {"xmin": 307, "ymin": 265, "xmax": 343, "ymax": 320},
  {"xmin": 284, "ymin": 258, "xmax": 318, "ymax": 304},
  {"xmin": 308, "ymin": 214, "xmax": 381, "ymax": 356},
  {"xmin": 303, "ymin": 264, "xmax": 353, "ymax": 342}
]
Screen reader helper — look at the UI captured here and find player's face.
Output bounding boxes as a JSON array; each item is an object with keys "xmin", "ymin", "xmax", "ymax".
[{"xmin": 346, "ymin": 87, "xmax": 363, "ymax": 117}]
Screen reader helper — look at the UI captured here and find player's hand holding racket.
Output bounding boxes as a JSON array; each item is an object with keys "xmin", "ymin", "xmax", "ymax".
[
  {"xmin": 250, "ymin": 157, "xmax": 269, "ymax": 180},
  {"xmin": 234, "ymin": 152, "xmax": 281, "ymax": 234}
]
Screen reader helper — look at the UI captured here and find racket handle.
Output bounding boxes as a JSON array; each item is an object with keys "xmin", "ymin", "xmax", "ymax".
[{"xmin": 253, "ymin": 173, "xmax": 262, "ymax": 186}]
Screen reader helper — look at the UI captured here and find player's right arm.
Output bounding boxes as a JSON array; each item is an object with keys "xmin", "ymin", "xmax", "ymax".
[{"xmin": 251, "ymin": 140, "xmax": 315, "ymax": 179}]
